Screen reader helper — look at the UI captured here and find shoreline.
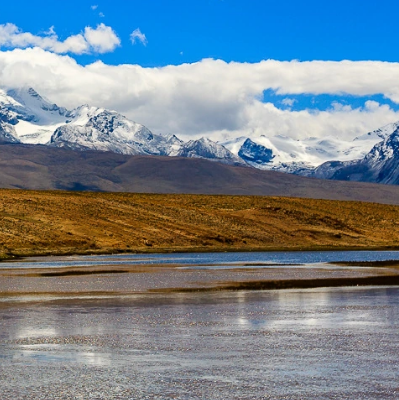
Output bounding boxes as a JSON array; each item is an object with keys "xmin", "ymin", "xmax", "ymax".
[{"xmin": 1, "ymin": 255, "xmax": 399, "ymax": 299}]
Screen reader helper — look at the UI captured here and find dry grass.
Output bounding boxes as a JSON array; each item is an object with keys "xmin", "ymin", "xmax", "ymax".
[{"xmin": 1, "ymin": 189, "xmax": 399, "ymax": 259}]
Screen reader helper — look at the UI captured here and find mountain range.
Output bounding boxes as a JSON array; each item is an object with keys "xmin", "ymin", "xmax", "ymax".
[
  {"xmin": 1, "ymin": 86, "xmax": 399, "ymax": 185},
  {"xmin": 0, "ymin": 87, "xmax": 244, "ymax": 165}
]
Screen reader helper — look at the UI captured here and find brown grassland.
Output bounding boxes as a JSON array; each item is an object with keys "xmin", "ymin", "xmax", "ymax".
[{"xmin": 1, "ymin": 188, "xmax": 399, "ymax": 260}]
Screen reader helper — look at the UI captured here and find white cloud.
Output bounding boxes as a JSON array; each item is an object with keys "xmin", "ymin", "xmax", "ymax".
[
  {"xmin": 130, "ymin": 28, "xmax": 147, "ymax": 46},
  {"xmin": 83, "ymin": 24, "xmax": 120, "ymax": 53},
  {"xmin": 44, "ymin": 26, "xmax": 56, "ymax": 36},
  {"xmin": 91, "ymin": 5, "xmax": 98, "ymax": 10},
  {"xmin": 281, "ymin": 98, "xmax": 296, "ymax": 107},
  {"xmin": 0, "ymin": 23, "xmax": 120, "ymax": 54},
  {"xmin": 1, "ymin": 50, "xmax": 399, "ymax": 142},
  {"xmin": 331, "ymin": 102, "xmax": 352, "ymax": 112},
  {"xmin": 365, "ymin": 100, "xmax": 381, "ymax": 111}
]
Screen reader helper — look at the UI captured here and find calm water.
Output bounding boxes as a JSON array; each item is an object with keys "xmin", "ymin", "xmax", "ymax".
[
  {"xmin": 1, "ymin": 252, "xmax": 399, "ymax": 399},
  {"xmin": 2, "ymin": 250, "xmax": 399, "ymax": 270},
  {"xmin": 0, "ymin": 289, "xmax": 399, "ymax": 398}
]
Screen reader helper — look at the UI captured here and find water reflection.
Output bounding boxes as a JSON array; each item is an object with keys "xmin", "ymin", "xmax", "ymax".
[{"xmin": 1, "ymin": 287, "xmax": 399, "ymax": 398}]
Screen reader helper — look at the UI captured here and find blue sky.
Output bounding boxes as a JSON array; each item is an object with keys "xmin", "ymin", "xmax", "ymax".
[
  {"xmin": 2, "ymin": 0, "xmax": 399, "ymax": 66},
  {"xmin": 1, "ymin": 0, "xmax": 399, "ymax": 140}
]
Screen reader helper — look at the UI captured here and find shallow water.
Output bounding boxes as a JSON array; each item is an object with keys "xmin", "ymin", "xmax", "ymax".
[
  {"xmin": 1, "ymin": 250, "xmax": 398, "ymax": 296},
  {"xmin": 1, "ymin": 251, "xmax": 399, "ymax": 399},
  {"xmin": 1, "ymin": 287, "xmax": 399, "ymax": 399},
  {"xmin": 3, "ymin": 249, "xmax": 399, "ymax": 270}
]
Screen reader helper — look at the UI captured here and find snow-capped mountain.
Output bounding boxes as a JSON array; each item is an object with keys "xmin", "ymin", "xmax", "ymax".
[
  {"xmin": 6, "ymin": 87, "xmax": 69, "ymax": 124},
  {"xmin": 0, "ymin": 87, "xmax": 242, "ymax": 165},
  {"xmin": 238, "ymin": 138, "xmax": 274, "ymax": 164},
  {"xmin": 175, "ymin": 137, "xmax": 244, "ymax": 165},
  {"xmin": 0, "ymin": 106, "xmax": 19, "ymax": 143},
  {"xmin": 0, "ymin": 87, "xmax": 70, "ymax": 144},
  {"xmin": 362, "ymin": 127, "xmax": 399, "ymax": 183},
  {"xmin": 49, "ymin": 105, "xmax": 179, "ymax": 156},
  {"xmin": 49, "ymin": 108, "xmax": 242, "ymax": 162},
  {"xmin": 0, "ymin": 123, "xmax": 19, "ymax": 143},
  {"xmin": 4, "ymin": 86, "xmax": 399, "ymax": 183},
  {"xmin": 312, "ymin": 125, "xmax": 399, "ymax": 184},
  {"xmin": 222, "ymin": 129, "xmax": 389, "ymax": 173},
  {"xmin": 218, "ymin": 122, "xmax": 399, "ymax": 181}
]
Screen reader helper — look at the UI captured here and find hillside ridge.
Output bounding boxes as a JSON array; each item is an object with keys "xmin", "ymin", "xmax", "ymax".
[{"xmin": 2, "ymin": 190, "xmax": 399, "ymax": 259}]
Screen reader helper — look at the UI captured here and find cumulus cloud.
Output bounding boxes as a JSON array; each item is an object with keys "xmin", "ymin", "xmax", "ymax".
[
  {"xmin": 83, "ymin": 24, "xmax": 120, "ymax": 53},
  {"xmin": 1, "ymin": 49, "xmax": 399, "ymax": 141},
  {"xmin": 130, "ymin": 28, "xmax": 147, "ymax": 46},
  {"xmin": 0, "ymin": 23, "xmax": 120, "ymax": 54}
]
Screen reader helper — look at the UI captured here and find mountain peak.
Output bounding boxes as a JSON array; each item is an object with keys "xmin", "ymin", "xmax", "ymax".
[
  {"xmin": 27, "ymin": 87, "xmax": 41, "ymax": 99},
  {"xmin": 176, "ymin": 137, "xmax": 245, "ymax": 165},
  {"xmin": 238, "ymin": 138, "xmax": 274, "ymax": 164}
]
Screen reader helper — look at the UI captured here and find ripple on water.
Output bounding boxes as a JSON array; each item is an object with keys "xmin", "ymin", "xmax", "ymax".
[{"xmin": 0, "ymin": 287, "xmax": 399, "ymax": 399}]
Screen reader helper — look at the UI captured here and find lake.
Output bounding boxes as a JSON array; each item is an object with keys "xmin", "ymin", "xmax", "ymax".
[
  {"xmin": 3, "ymin": 249, "xmax": 399, "ymax": 270},
  {"xmin": 0, "ymin": 251, "xmax": 399, "ymax": 399}
]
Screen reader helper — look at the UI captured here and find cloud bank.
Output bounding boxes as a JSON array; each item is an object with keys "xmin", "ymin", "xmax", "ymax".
[
  {"xmin": 1, "ymin": 48, "xmax": 399, "ymax": 141},
  {"xmin": 0, "ymin": 23, "xmax": 120, "ymax": 54}
]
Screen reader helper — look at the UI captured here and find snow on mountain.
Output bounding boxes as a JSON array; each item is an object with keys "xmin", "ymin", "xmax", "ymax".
[
  {"xmin": 6, "ymin": 88, "xmax": 69, "ymax": 124},
  {"xmin": 175, "ymin": 137, "xmax": 245, "ymax": 165},
  {"xmin": 238, "ymin": 138, "xmax": 274, "ymax": 164},
  {"xmin": 222, "ymin": 132, "xmax": 385, "ymax": 173},
  {"xmin": 0, "ymin": 100, "xmax": 20, "ymax": 143},
  {"xmin": 221, "ymin": 136, "xmax": 247, "ymax": 155},
  {"xmin": 365, "ymin": 129, "xmax": 399, "ymax": 167},
  {"xmin": 355, "ymin": 121, "xmax": 399, "ymax": 142},
  {"xmin": 51, "ymin": 113, "xmax": 242, "ymax": 164},
  {"xmin": 0, "ymin": 87, "xmax": 236, "ymax": 163},
  {"xmin": 49, "ymin": 106, "xmax": 189, "ymax": 157},
  {"xmin": 50, "ymin": 106, "xmax": 166, "ymax": 155},
  {"xmin": 0, "ymin": 106, "xmax": 18, "ymax": 126},
  {"xmin": 0, "ymin": 87, "xmax": 70, "ymax": 144},
  {"xmin": 0, "ymin": 89, "xmax": 20, "ymax": 108},
  {"xmin": 0, "ymin": 121, "xmax": 19, "ymax": 143},
  {"xmin": 356, "ymin": 126, "xmax": 399, "ymax": 183},
  {"xmin": 310, "ymin": 160, "xmax": 356, "ymax": 180},
  {"xmin": 157, "ymin": 134, "xmax": 184, "ymax": 156},
  {"xmin": 0, "ymin": 88, "xmax": 180, "ymax": 157},
  {"xmin": 306, "ymin": 125, "xmax": 399, "ymax": 183}
]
